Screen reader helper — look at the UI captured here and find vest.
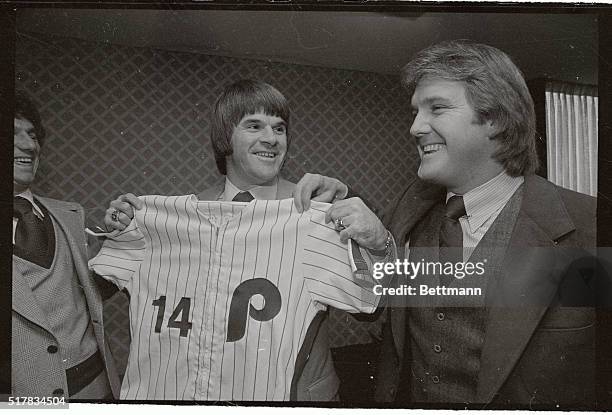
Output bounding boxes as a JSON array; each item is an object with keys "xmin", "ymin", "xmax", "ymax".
[
  {"xmin": 404, "ymin": 187, "xmax": 524, "ymax": 403},
  {"xmin": 13, "ymin": 214, "xmax": 99, "ymax": 369}
]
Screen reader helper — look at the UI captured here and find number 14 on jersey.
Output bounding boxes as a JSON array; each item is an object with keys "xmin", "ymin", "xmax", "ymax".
[{"xmin": 152, "ymin": 296, "xmax": 193, "ymax": 337}]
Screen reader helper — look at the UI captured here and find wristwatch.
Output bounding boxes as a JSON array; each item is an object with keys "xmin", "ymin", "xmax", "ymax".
[{"xmin": 368, "ymin": 230, "xmax": 393, "ymax": 257}]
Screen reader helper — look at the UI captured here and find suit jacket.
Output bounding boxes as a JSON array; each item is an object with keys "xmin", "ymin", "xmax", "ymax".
[
  {"xmin": 375, "ymin": 175, "xmax": 597, "ymax": 408},
  {"xmin": 12, "ymin": 196, "xmax": 121, "ymax": 399},
  {"xmin": 197, "ymin": 177, "xmax": 340, "ymax": 401}
]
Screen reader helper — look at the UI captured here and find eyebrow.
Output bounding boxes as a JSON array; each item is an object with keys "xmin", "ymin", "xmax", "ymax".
[
  {"xmin": 241, "ymin": 117, "xmax": 263, "ymax": 124},
  {"xmin": 241, "ymin": 117, "xmax": 287, "ymax": 127},
  {"xmin": 411, "ymin": 95, "xmax": 453, "ymax": 110},
  {"xmin": 16, "ymin": 125, "xmax": 37, "ymax": 135}
]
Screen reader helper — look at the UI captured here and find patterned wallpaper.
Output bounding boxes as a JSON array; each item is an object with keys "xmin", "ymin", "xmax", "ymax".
[{"xmin": 15, "ymin": 32, "xmax": 420, "ymax": 372}]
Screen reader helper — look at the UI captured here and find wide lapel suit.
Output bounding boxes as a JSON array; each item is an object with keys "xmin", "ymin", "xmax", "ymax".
[
  {"xmin": 375, "ymin": 175, "xmax": 596, "ymax": 407},
  {"xmin": 12, "ymin": 196, "xmax": 121, "ymax": 398},
  {"xmin": 197, "ymin": 176, "xmax": 341, "ymax": 401}
]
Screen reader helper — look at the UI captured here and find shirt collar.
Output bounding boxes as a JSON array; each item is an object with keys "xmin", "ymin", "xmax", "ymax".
[
  {"xmin": 447, "ymin": 171, "xmax": 524, "ymax": 233},
  {"xmin": 15, "ymin": 189, "xmax": 45, "ymax": 219},
  {"xmin": 223, "ymin": 177, "xmax": 279, "ymax": 201}
]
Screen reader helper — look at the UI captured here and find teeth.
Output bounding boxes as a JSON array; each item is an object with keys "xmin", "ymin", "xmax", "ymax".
[
  {"xmin": 255, "ymin": 152, "xmax": 276, "ymax": 158},
  {"xmin": 15, "ymin": 157, "xmax": 32, "ymax": 163},
  {"xmin": 422, "ymin": 144, "xmax": 444, "ymax": 154}
]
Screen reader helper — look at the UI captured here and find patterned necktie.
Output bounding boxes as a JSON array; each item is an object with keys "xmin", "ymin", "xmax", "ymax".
[
  {"xmin": 232, "ymin": 191, "xmax": 255, "ymax": 202},
  {"xmin": 439, "ymin": 195, "xmax": 466, "ymax": 284},
  {"xmin": 13, "ymin": 197, "xmax": 54, "ymax": 268}
]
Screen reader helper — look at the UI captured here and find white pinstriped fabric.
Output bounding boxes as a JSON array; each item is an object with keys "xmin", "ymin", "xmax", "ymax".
[{"xmin": 89, "ymin": 195, "xmax": 378, "ymax": 400}]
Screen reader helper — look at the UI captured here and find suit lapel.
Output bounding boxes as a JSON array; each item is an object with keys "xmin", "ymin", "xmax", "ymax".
[
  {"xmin": 476, "ymin": 176, "xmax": 577, "ymax": 402},
  {"xmin": 36, "ymin": 197, "xmax": 104, "ymax": 323},
  {"xmin": 197, "ymin": 179, "xmax": 225, "ymax": 201},
  {"xmin": 12, "ymin": 264, "xmax": 55, "ymax": 334},
  {"xmin": 387, "ymin": 180, "xmax": 444, "ymax": 246},
  {"xmin": 11, "ymin": 197, "xmax": 89, "ymax": 334},
  {"xmin": 389, "ymin": 300, "xmax": 407, "ymax": 360},
  {"xmin": 389, "ymin": 182, "xmax": 444, "ymax": 359}
]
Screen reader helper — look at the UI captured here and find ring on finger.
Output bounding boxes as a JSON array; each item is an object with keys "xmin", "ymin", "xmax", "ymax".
[
  {"xmin": 335, "ymin": 218, "xmax": 345, "ymax": 230},
  {"xmin": 111, "ymin": 209, "xmax": 120, "ymax": 222}
]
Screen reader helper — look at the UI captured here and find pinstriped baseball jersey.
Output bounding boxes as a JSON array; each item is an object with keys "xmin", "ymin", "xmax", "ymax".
[{"xmin": 89, "ymin": 195, "xmax": 379, "ymax": 400}]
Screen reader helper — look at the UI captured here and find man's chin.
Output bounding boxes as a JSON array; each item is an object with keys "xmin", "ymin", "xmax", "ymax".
[
  {"xmin": 417, "ymin": 166, "xmax": 435, "ymax": 182},
  {"xmin": 417, "ymin": 168, "xmax": 446, "ymax": 187},
  {"xmin": 255, "ymin": 175, "xmax": 280, "ymax": 187},
  {"xmin": 13, "ymin": 180, "xmax": 33, "ymax": 194},
  {"xmin": 252, "ymin": 167, "xmax": 281, "ymax": 182},
  {"xmin": 238, "ymin": 169, "xmax": 278, "ymax": 187}
]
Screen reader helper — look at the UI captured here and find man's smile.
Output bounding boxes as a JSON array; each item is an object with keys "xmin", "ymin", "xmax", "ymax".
[
  {"xmin": 421, "ymin": 143, "xmax": 446, "ymax": 155},
  {"xmin": 253, "ymin": 151, "xmax": 278, "ymax": 159},
  {"xmin": 14, "ymin": 156, "xmax": 34, "ymax": 165}
]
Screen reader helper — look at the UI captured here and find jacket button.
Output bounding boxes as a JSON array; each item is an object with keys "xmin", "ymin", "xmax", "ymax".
[
  {"xmin": 52, "ymin": 388, "xmax": 64, "ymax": 396},
  {"xmin": 47, "ymin": 345, "xmax": 58, "ymax": 354},
  {"xmin": 437, "ymin": 312, "xmax": 445, "ymax": 321},
  {"xmin": 433, "ymin": 344, "xmax": 442, "ymax": 353},
  {"xmin": 432, "ymin": 375, "xmax": 440, "ymax": 384}
]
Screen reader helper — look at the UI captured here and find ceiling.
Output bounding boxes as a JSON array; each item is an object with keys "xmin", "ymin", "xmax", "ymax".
[{"xmin": 16, "ymin": 8, "xmax": 598, "ymax": 84}]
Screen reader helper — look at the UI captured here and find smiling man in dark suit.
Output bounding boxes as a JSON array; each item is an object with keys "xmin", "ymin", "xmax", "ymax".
[
  {"xmin": 12, "ymin": 91, "xmax": 121, "ymax": 399},
  {"xmin": 374, "ymin": 40, "xmax": 596, "ymax": 408},
  {"xmin": 295, "ymin": 40, "xmax": 597, "ymax": 408}
]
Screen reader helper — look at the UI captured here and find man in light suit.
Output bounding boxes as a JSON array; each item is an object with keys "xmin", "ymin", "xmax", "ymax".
[
  {"xmin": 295, "ymin": 40, "xmax": 597, "ymax": 408},
  {"xmin": 104, "ymin": 79, "xmax": 368, "ymax": 400},
  {"xmin": 12, "ymin": 91, "xmax": 121, "ymax": 399}
]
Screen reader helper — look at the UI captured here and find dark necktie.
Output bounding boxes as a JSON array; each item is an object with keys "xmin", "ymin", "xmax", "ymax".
[
  {"xmin": 13, "ymin": 197, "xmax": 54, "ymax": 268},
  {"xmin": 439, "ymin": 195, "xmax": 466, "ymax": 284},
  {"xmin": 232, "ymin": 191, "xmax": 254, "ymax": 202}
]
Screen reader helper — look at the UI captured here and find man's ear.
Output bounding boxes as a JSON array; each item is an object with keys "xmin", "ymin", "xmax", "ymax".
[{"xmin": 486, "ymin": 119, "xmax": 502, "ymax": 139}]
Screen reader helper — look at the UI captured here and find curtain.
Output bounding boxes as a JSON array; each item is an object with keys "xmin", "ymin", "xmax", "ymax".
[{"xmin": 545, "ymin": 81, "xmax": 598, "ymax": 197}]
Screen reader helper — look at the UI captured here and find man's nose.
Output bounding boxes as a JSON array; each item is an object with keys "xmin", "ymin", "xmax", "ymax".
[
  {"xmin": 260, "ymin": 126, "xmax": 277, "ymax": 145},
  {"xmin": 410, "ymin": 112, "xmax": 431, "ymax": 138},
  {"xmin": 15, "ymin": 131, "xmax": 37, "ymax": 150}
]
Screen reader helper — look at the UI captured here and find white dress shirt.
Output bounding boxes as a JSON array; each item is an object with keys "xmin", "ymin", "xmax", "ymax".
[
  {"xmin": 405, "ymin": 171, "xmax": 524, "ymax": 262},
  {"xmin": 448, "ymin": 171, "xmax": 524, "ymax": 260},
  {"xmin": 222, "ymin": 178, "xmax": 279, "ymax": 201}
]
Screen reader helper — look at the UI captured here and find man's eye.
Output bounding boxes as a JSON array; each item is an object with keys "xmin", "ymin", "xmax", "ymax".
[
  {"xmin": 29, "ymin": 133, "xmax": 38, "ymax": 140},
  {"xmin": 246, "ymin": 124, "xmax": 260, "ymax": 131},
  {"xmin": 273, "ymin": 126, "xmax": 286, "ymax": 134},
  {"xmin": 431, "ymin": 105, "xmax": 446, "ymax": 112}
]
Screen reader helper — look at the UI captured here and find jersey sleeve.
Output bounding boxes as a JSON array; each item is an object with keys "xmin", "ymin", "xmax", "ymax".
[
  {"xmin": 88, "ymin": 218, "xmax": 145, "ymax": 291},
  {"xmin": 301, "ymin": 203, "xmax": 381, "ymax": 314}
]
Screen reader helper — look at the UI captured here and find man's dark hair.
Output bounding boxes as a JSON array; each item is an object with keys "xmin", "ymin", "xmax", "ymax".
[{"xmin": 15, "ymin": 90, "xmax": 46, "ymax": 147}]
